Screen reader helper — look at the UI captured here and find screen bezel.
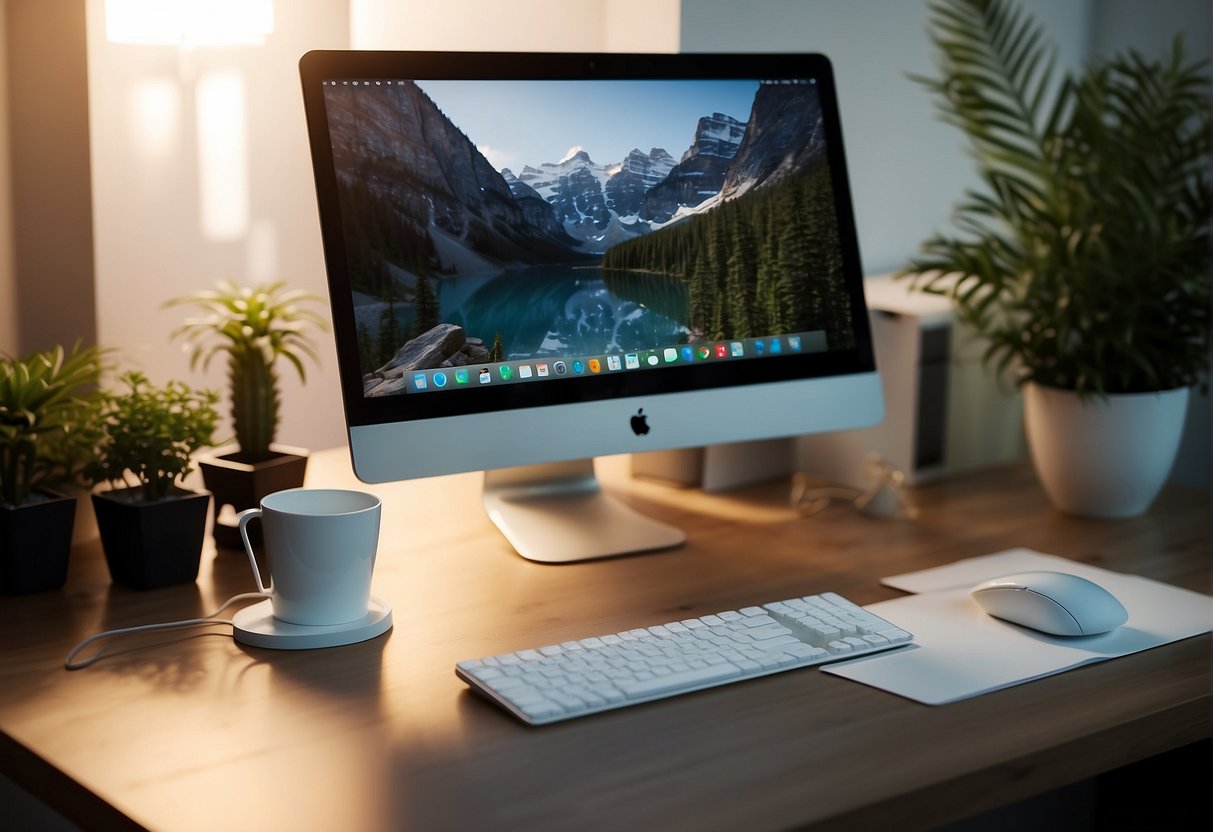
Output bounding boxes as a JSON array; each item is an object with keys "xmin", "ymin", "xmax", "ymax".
[{"xmin": 300, "ymin": 51, "xmax": 876, "ymax": 433}]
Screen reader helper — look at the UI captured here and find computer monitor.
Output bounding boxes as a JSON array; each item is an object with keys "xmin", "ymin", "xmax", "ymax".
[{"xmin": 300, "ymin": 51, "xmax": 882, "ymax": 563}]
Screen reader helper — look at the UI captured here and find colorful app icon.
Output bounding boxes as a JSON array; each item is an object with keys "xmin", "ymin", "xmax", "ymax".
[
  {"xmin": 788, "ymin": 335, "xmax": 802, "ymax": 351},
  {"xmin": 518, "ymin": 364, "xmax": 533, "ymax": 379},
  {"xmin": 588, "ymin": 358, "xmax": 601, "ymax": 373},
  {"xmin": 681, "ymin": 346, "xmax": 694, "ymax": 362},
  {"xmin": 755, "ymin": 340, "xmax": 765, "ymax": 356},
  {"xmin": 499, "ymin": 365, "xmax": 513, "ymax": 381},
  {"xmin": 625, "ymin": 353, "xmax": 640, "ymax": 369},
  {"xmin": 572, "ymin": 360, "xmax": 585, "ymax": 374},
  {"xmin": 697, "ymin": 345, "xmax": 711, "ymax": 360},
  {"xmin": 646, "ymin": 353, "xmax": 659, "ymax": 366},
  {"xmin": 454, "ymin": 368, "xmax": 469, "ymax": 384},
  {"xmin": 770, "ymin": 338, "xmax": 782, "ymax": 354},
  {"xmin": 432, "ymin": 371, "xmax": 447, "ymax": 388},
  {"xmin": 730, "ymin": 341, "xmax": 744, "ymax": 357},
  {"xmin": 536, "ymin": 362, "xmax": 550, "ymax": 377},
  {"xmin": 663, "ymin": 348, "xmax": 677, "ymax": 363},
  {"xmin": 714, "ymin": 344, "xmax": 728, "ymax": 358},
  {"xmin": 553, "ymin": 361, "xmax": 567, "ymax": 376},
  {"xmin": 478, "ymin": 368, "xmax": 491, "ymax": 384},
  {"xmin": 412, "ymin": 373, "xmax": 427, "ymax": 390},
  {"xmin": 607, "ymin": 355, "xmax": 622, "ymax": 371}
]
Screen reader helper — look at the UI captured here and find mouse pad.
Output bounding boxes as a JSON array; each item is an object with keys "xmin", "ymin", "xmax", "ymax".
[{"xmin": 824, "ymin": 549, "xmax": 1213, "ymax": 705}]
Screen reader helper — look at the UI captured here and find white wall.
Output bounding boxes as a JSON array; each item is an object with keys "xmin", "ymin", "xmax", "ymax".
[
  {"xmin": 1092, "ymin": 0, "xmax": 1210, "ymax": 61},
  {"xmin": 680, "ymin": 0, "xmax": 1093, "ymax": 276},
  {"xmin": 349, "ymin": 0, "xmax": 681, "ymax": 52},
  {"xmin": 86, "ymin": 0, "xmax": 350, "ymax": 452},
  {"xmin": 0, "ymin": 0, "xmax": 15, "ymax": 356}
]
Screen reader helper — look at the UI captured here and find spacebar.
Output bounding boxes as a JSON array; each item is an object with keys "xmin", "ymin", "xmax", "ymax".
[{"xmin": 617, "ymin": 663, "xmax": 743, "ymax": 699}]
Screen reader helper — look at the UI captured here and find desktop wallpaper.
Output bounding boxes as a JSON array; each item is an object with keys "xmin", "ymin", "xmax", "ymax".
[{"xmin": 322, "ymin": 78, "xmax": 856, "ymax": 393}]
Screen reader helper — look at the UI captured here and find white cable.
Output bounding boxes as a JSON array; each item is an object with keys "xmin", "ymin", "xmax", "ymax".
[{"xmin": 65, "ymin": 592, "xmax": 267, "ymax": 670}]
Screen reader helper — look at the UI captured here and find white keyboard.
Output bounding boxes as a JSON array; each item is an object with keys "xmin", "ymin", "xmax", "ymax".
[{"xmin": 456, "ymin": 591, "xmax": 912, "ymax": 725}]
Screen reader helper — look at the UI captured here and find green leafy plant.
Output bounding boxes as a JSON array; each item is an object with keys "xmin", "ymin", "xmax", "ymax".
[
  {"xmin": 168, "ymin": 280, "xmax": 328, "ymax": 461},
  {"xmin": 905, "ymin": 0, "xmax": 1211, "ymax": 397},
  {"xmin": 87, "ymin": 371, "xmax": 220, "ymax": 503},
  {"xmin": 0, "ymin": 344, "xmax": 106, "ymax": 507}
]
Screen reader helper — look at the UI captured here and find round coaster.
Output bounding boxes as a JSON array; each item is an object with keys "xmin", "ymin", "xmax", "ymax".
[{"xmin": 232, "ymin": 596, "xmax": 393, "ymax": 650}]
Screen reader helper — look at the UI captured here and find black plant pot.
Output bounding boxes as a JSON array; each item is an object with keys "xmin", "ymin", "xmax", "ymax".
[
  {"xmin": 199, "ymin": 445, "xmax": 308, "ymax": 549},
  {"xmin": 92, "ymin": 487, "xmax": 210, "ymax": 590},
  {"xmin": 0, "ymin": 489, "xmax": 76, "ymax": 594}
]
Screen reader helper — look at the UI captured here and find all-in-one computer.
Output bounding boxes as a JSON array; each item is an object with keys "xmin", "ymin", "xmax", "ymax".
[{"xmin": 300, "ymin": 51, "xmax": 882, "ymax": 562}]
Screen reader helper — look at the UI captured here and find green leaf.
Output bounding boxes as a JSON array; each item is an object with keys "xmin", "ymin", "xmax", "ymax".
[
  {"xmin": 906, "ymin": 0, "xmax": 1211, "ymax": 395},
  {"xmin": 166, "ymin": 280, "xmax": 328, "ymax": 456}
]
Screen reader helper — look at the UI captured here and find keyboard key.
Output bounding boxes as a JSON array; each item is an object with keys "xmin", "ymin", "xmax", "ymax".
[
  {"xmin": 519, "ymin": 700, "xmax": 565, "ymax": 720},
  {"xmin": 458, "ymin": 591, "xmax": 912, "ymax": 724},
  {"xmin": 617, "ymin": 662, "xmax": 742, "ymax": 699}
]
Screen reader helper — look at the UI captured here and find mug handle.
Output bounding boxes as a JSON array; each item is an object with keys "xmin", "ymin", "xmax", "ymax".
[{"xmin": 237, "ymin": 508, "xmax": 272, "ymax": 595}]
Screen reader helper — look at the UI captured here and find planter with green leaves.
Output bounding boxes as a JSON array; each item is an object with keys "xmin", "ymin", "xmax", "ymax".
[
  {"xmin": 906, "ymin": 0, "xmax": 1210, "ymax": 517},
  {"xmin": 168, "ymin": 280, "xmax": 327, "ymax": 547},
  {"xmin": 0, "ymin": 344, "xmax": 105, "ymax": 594},
  {"xmin": 88, "ymin": 372, "xmax": 220, "ymax": 590}
]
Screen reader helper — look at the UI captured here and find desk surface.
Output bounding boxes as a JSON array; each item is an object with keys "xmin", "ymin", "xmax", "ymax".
[{"xmin": 1, "ymin": 451, "xmax": 1209, "ymax": 831}]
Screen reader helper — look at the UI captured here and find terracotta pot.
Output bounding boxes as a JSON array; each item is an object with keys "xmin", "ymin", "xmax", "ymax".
[
  {"xmin": 1023, "ymin": 382, "xmax": 1189, "ymax": 519},
  {"xmin": 199, "ymin": 444, "xmax": 309, "ymax": 549}
]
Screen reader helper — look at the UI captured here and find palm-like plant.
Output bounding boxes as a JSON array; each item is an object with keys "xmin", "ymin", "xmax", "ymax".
[
  {"xmin": 168, "ymin": 280, "xmax": 328, "ymax": 462},
  {"xmin": 0, "ymin": 344, "xmax": 106, "ymax": 507},
  {"xmin": 907, "ymin": 0, "xmax": 1211, "ymax": 397}
]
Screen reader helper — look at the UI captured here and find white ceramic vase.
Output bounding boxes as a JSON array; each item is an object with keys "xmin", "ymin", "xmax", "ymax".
[{"xmin": 1023, "ymin": 382, "xmax": 1190, "ymax": 519}]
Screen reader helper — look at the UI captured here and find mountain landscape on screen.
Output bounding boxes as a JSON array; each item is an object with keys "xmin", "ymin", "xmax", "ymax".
[{"xmin": 323, "ymin": 78, "xmax": 854, "ymax": 390}]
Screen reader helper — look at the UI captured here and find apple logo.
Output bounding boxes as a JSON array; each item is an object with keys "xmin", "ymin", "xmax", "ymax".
[{"xmin": 630, "ymin": 408, "xmax": 650, "ymax": 436}]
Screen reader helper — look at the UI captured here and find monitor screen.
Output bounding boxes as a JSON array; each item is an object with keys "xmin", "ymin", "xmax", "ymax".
[{"xmin": 300, "ymin": 51, "xmax": 882, "ymax": 559}]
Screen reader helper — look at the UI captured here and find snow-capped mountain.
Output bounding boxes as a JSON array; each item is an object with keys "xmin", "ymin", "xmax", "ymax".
[
  {"xmin": 604, "ymin": 147, "xmax": 676, "ymax": 217},
  {"xmin": 641, "ymin": 112, "xmax": 745, "ymax": 223},
  {"xmin": 510, "ymin": 146, "xmax": 676, "ymax": 252},
  {"xmin": 512, "ymin": 149, "xmax": 614, "ymax": 224},
  {"xmin": 680, "ymin": 112, "xmax": 747, "ymax": 162}
]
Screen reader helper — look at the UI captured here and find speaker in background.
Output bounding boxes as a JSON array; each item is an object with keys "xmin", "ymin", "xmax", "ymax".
[{"xmin": 799, "ymin": 274, "xmax": 1024, "ymax": 490}]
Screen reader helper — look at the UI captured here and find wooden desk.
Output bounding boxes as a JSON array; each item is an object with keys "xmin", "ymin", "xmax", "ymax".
[{"xmin": 1, "ymin": 451, "xmax": 1209, "ymax": 831}]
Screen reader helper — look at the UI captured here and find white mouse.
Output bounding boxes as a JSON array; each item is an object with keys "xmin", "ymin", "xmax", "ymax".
[{"xmin": 971, "ymin": 571, "xmax": 1128, "ymax": 636}]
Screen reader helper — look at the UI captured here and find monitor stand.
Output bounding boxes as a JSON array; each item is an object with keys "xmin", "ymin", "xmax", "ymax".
[{"xmin": 482, "ymin": 459, "xmax": 686, "ymax": 563}]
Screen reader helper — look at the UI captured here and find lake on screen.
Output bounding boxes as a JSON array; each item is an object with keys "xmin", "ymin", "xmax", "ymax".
[{"xmin": 437, "ymin": 265, "xmax": 690, "ymax": 359}]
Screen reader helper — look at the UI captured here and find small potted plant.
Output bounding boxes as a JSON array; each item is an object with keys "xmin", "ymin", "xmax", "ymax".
[
  {"xmin": 167, "ymin": 279, "xmax": 328, "ymax": 547},
  {"xmin": 88, "ymin": 371, "xmax": 220, "ymax": 590},
  {"xmin": 905, "ymin": 0, "xmax": 1210, "ymax": 517},
  {"xmin": 0, "ymin": 344, "xmax": 105, "ymax": 594}
]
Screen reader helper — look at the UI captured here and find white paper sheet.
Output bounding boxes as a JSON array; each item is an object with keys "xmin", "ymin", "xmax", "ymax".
[{"xmin": 823, "ymin": 549, "xmax": 1213, "ymax": 705}]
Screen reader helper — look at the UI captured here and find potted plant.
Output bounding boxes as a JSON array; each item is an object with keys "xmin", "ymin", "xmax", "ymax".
[
  {"xmin": 167, "ymin": 279, "xmax": 328, "ymax": 547},
  {"xmin": 0, "ymin": 344, "xmax": 105, "ymax": 594},
  {"xmin": 905, "ymin": 0, "xmax": 1210, "ymax": 517},
  {"xmin": 87, "ymin": 371, "xmax": 220, "ymax": 590}
]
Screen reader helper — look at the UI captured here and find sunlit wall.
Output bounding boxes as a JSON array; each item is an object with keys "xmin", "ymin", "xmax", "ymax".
[{"xmin": 86, "ymin": 0, "xmax": 349, "ymax": 452}]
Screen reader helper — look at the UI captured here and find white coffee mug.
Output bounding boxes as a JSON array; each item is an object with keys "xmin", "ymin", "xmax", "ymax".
[{"xmin": 237, "ymin": 488, "xmax": 382, "ymax": 626}]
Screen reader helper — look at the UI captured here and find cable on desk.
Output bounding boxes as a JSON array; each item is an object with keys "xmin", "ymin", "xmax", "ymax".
[{"xmin": 65, "ymin": 592, "xmax": 266, "ymax": 670}]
